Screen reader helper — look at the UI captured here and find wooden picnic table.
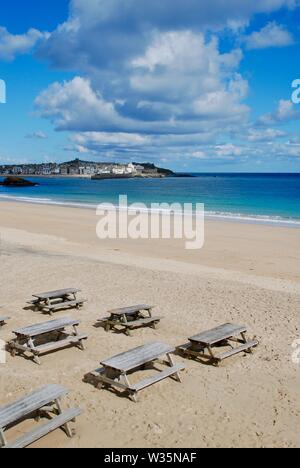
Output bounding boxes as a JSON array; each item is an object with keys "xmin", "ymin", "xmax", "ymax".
[
  {"xmin": 178, "ymin": 323, "xmax": 258, "ymax": 366},
  {"xmin": 88, "ymin": 342, "xmax": 185, "ymax": 402},
  {"xmin": 29, "ymin": 288, "xmax": 87, "ymax": 315},
  {"xmin": 99, "ymin": 304, "xmax": 162, "ymax": 335},
  {"xmin": 8, "ymin": 317, "xmax": 88, "ymax": 365},
  {"xmin": 0, "ymin": 384, "xmax": 82, "ymax": 448}
]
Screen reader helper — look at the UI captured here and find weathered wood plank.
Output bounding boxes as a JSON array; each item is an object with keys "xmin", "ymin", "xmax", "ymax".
[
  {"xmin": 13, "ymin": 317, "xmax": 81, "ymax": 338},
  {"xmin": 130, "ymin": 364, "xmax": 185, "ymax": 392},
  {"xmin": 122, "ymin": 317, "xmax": 162, "ymax": 328},
  {"xmin": 34, "ymin": 334, "xmax": 88, "ymax": 354},
  {"xmin": 108, "ymin": 304, "xmax": 153, "ymax": 317},
  {"xmin": 3, "ymin": 408, "xmax": 81, "ymax": 449},
  {"xmin": 45, "ymin": 299, "xmax": 86, "ymax": 311},
  {"xmin": 0, "ymin": 385, "xmax": 68, "ymax": 429},
  {"xmin": 32, "ymin": 289, "xmax": 80, "ymax": 300},
  {"xmin": 215, "ymin": 340, "xmax": 259, "ymax": 361},
  {"xmin": 190, "ymin": 323, "xmax": 247, "ymax": 346},
  {"xmin": 101, "ymin": 342, "xmax": 174, "ymax": 372}
]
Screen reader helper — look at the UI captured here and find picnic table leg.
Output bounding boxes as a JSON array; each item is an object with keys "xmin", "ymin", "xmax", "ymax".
[
  {"xmin": 207, "ymin": 345, "xmax": 218, "ymax": 366},
  {"xmin": 122, "ymin": 373, "xmax": 138, "ymax": 403},
  {"xmin": 241, "ymin": 332, "xmax": 247, "ymax": 343},
  {"xmin": 97, "ymin": 367, "xmax": 119, "ymax": 390},
  {"xmin": 97, "ymin": 368, "xmax": 108, "ymax": 390},
  {"xmin": 122, "ymin": 314, "xmax": 132, "ymax": 336},
  {"xmin": 46, "ymin": 298, "xmax": 53, "ymax": 316},
  {"xmin": 73, "ymin": 292, "xmax": 80, "ymax": 309},
  {"xmin": 0, "ymin": 428, "xmax": 7, "ymax": 448},
  {"xmin": 28, "ymin": 337, "xmax": 41, "ymax": 365},
  {"xmin": 166, "ymin": 353, "xmax": 182, "ymax": 383},
  {"xmin": 55, "ymin": 398, "xmax": 74, "ymax": 438},
  {"xmin": 241, "ymin": 331, "xmax": 253, "ymax": 353},
  {"xmin": 73, "ymin": 324, "xmax": 85, "ymax": 350}
]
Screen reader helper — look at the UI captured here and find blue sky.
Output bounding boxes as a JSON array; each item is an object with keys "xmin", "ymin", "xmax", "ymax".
[{"xmin": 1, "ymin": 0, "xmax": 300, "ymax": 172}]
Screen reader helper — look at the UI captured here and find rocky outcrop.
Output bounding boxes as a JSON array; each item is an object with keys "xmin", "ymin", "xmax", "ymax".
[{"xmin": 0, "ymin": 176, "xmax": 38, "ymax": 187}]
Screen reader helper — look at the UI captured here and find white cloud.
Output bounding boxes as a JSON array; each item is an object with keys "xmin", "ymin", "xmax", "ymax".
[
  {"xmin": 248, "ymin": 128, "xmax": 286, "ymax": 141},
  {"xmin": 0, "ymin": 27, "xmax": 49, "ymax": 61},
  {"xmin": 259, "ymin": 99, "xmax": 300, "ymax": 125},
  {"xmin": 215, "ymin": 143, "xmax": 244, "ymax": 157},
  {"xmin": 191, "ymin": 151, "xmax": 207, "ymax": 159},
  {"xmin": 35, "ymin": 77, "xmax": 124, "ymax": 132},
  {"xmin": 33, "ymin": 0, "xmax": 300, "ymax": 165},
  {"xmin": 25, "ymin": 131, "xmax": 48, "ymax": 140},
  {"xmin": 36, "ymin": 32, "xmax": 250, "ymax": 135},
  {"xmin": 244, "ymin": 22, "xmax": 294, "ymax": 50},
  {"xmin": 73, "ymin": 132, "xmax": 149, "ymax": 147},
  {"xmin": 38, "ymin": 1, "xmax": 299, "ymax": 74},
  {"xmin": 267, "ymin": 141, "xmax": 300, "ymax": 158}
]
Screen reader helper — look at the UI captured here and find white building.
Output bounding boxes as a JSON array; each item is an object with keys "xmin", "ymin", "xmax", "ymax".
[
  {"xmin": 12, "ymin": 167, "xmax": 23, "ymax": 175},
  {"xmin": 112, "ymin": 165, "xmax": 126, "ymax": 175},
  {"xmin": 97, "ymin": 167, "xmax": 111, "ymax": 174},
  {"xmin": 125, "ymin": 163, "xmax": 137, "ymax": 174},
  {"xmin": 52, "ymin": 168, "xmax": 60, "ymax": 175},
  {"xmin": 42, "ymin": 166, "xmax": 52, "ymax": 175}
]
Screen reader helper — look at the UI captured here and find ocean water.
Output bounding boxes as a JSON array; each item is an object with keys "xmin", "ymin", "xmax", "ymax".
[{"xmin": 0, "ymin": 173, "xmax": 300, "ymax": 226}]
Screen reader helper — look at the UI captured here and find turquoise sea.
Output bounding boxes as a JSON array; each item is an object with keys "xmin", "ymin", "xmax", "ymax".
[{"xmin": 0, "ymin": 173, "xmax": 300, "ymax": 226}]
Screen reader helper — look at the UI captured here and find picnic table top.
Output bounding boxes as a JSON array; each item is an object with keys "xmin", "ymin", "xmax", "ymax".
[
  {"xmin": 0, "ymin": 384, "xmax": 68, "ymax": 429},
  {"xmin": 189, "ymin": 323, "xmax": 247, "ymax": 346},
  {"xmin": 108, "ymin": 304, "xmax": 153, "ymax": 317},
  {"xmin": 13, "ymin": 317, "xmax": 81, "ymax": 338},
  {"xmin": 101, "ymin": 342, "xmax": 174, "ymax": 372},
  {"xmin": 32, "ymin": 288, "xmax": 80, "ymax": 300}
]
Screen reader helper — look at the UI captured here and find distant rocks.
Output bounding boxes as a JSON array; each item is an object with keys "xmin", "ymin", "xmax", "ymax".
[{"xmin": 0, "ymin": 176, "xmax": 39, "ymax": 187}]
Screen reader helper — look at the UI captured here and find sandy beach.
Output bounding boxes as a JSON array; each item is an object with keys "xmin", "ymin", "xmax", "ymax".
[{"xmin": 0, "ymin": 200, "xmax": 299, "ymax": 448}]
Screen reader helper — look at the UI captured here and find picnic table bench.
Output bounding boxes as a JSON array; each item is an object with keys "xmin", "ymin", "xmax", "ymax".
[
  {"xmin": 177, "ymin": 323, "xmax": 258, "ymax": 366},
  {"xmin": 88, "ymin": 342, "xmax": 185, "ymax": 402},
  {"xmin": 0, "ymin": 384, "xmax": 82, "ymax": 448},
  {"xmin": 8, "ymin": 317, "xmax": 88, "ymax": 365},
  {"xmin": 28, "ymin": 288, "xmax": 87, "ymax": 315},
  {"xmin": 99, "ymin": 304, "xmax": 162, "ymax": 335}
]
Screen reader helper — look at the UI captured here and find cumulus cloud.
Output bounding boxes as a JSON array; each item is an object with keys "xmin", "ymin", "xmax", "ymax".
[
  {"xmin": 39, "ymin": 0, "xmax": 298, "ymax": 69},
  {"xmin": 244, "ymin": 22, "xmax": 294, "ymax": 49},
  {"xmin": 259, "ymin": 100, "xmax": 300, "ymax": 125},
  {"xmin": 36, "ymin": 32, "xmax": 249, "ymax": 136},
  {"xmin": 0, "ymin": 27, "xmax": 49, "ymax": 61},
  {"xmin": 34, "ymin": 0, "xmax": 300, "ymax": 164}
]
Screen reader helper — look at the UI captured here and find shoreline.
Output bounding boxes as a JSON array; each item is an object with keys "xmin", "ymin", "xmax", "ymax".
[
  {"xmin": 0, "ymin": 194, "xmax": 300, "ymax": 228},
  {"xmin": 1, "ymin": 199, "xmax": 300, "ymax": 283}
]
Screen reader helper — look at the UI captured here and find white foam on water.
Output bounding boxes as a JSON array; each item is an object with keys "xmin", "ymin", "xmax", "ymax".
[{"xmin": 1, "ymin": 194, "xmax": 300, "ymax": 227}]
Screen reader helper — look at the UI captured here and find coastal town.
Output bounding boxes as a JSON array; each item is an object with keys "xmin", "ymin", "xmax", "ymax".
[{"xmin": 0, "ymin": 159, "xmax": 174, "ymax": 179}]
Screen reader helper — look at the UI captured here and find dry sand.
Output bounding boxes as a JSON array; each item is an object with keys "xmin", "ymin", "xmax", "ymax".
[{"xmin": 0, "ymin": 200, "xmax": 299, "ymax": 448}]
